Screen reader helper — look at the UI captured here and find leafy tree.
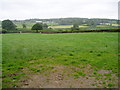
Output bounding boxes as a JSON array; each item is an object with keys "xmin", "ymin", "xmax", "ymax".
[
  {"xmin": 43, "ymin": 23, "xmax": 48, "ymax": 29},
  {"xmin": 22, "ymin": 24, "xmax": 27, "ymax": 28},
  {"xmin": 86, "ymin": 20, "xmax": 95, "ymax": 26},
  {"xmin": 2, "ymin": 20, "xmax": 16, "ymax": 30},
  {"xmin": 71, "ymin": 24, "xmax": 79, "ymax": 32},
  {"xmin": 31, "ymin": 23, "xmax": 43, "ymax": 33},
  {"xmin": 2, "ymin": 29, "xmax": 7, "ymax": 34}
]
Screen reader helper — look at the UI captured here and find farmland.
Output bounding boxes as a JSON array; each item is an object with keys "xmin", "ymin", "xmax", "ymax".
[
  {"xmin": 49, "ymin": 25, "xmax": 89, "ymax": 29},
  {"xmin": 49, "ymin": 24, "xmax": 119, "ymax": 29},
  {"xmin": 2, "ymin": 32, "xmax": 118, "ymax": 88}
]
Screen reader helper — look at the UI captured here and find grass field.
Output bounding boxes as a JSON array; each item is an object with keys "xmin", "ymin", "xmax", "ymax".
[
  {"xmin": 2, "ymin": 32, "xmax": 118, "ymax": 88},
  {"xmin": 49, "ymin": 25, "xmax": 89, "ymax": 29}
]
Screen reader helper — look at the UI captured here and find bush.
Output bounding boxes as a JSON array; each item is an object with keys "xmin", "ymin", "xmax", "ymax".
[{"xmin": 2, "ymin": 29, "xmax": 7, "ymax": 34}]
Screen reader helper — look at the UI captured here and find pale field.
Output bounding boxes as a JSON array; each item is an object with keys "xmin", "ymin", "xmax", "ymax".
[{"xmin": 49, "ymin": 25, "xmax": 89, "ymax": 29}]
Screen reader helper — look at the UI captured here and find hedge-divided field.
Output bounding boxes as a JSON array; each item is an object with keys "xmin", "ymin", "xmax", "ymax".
[{"xmin": 2, "ymin": 32, "xmax": 118, "ymax": 88}]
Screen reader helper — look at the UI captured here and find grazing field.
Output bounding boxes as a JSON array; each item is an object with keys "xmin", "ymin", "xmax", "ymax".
[{"xmin": 2, "ymin": 32, "xmax": 118, "ymax": 88}]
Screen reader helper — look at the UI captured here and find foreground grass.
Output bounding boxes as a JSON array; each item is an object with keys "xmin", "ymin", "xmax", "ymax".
[{"xmin": 2, "ymin": 32, "xmax": 118, "ymax": 88}]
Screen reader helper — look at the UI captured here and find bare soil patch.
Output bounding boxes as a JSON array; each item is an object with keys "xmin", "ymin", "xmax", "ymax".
[{"xmin": 18, "ymin": 64, "xmax": 118, "ymax": 88}]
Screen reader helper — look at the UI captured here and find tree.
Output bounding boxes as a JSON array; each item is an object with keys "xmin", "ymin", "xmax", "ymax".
[
  {"xmin": 86, "ymin": 20, "xmax": 95, "ymax": 26},
  {"xmin": 2, "ymin": 20, "xmax": 16, "ymax": 30},
  {"xmin": 2, "ymin": 29, "xmax": 7, "ymax": 34},
  {"xmin": 31, "ymin": 23, "xmax": 43, "ymax": 33},
  {"xmin": 71, "ymin": 24, "xmax": 79, "ymax": 32},
  {"xmin": 43, "ymin": 23, "xmax": 48, "ymax": 29},
  {"xmin": 22, "ymin": 24, "xmax": 26, "ymax": 28}
]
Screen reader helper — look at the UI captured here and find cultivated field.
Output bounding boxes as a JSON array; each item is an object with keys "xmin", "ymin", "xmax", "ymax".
[
  {"xmin": 48, "ymin": 24, "xmax": 119, "ymax": 29},
  {"xmin": 2, "ymin": 32, "xmax": 118, "ymax": 88}
]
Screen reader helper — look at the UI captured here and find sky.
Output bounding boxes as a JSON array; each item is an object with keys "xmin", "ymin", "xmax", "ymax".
[{"xmin": 0, "ymin": 0, "xmax": 119, "ymax": 20}]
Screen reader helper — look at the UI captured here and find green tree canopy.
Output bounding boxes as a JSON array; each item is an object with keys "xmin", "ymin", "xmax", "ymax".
[
  {"xmin": 71, "ymin": 24, "xmax": 79, "ymax": 32},
  {"xmin": 22, "ymin": 24, "xmax": 27, "ymax": 28},
  {"xmin": 31, "ymin": 23, "xmax": 43, "ymax": 33},
  {"xmin": 42, "ymin": 23, "xmax": 48, "ymax": 29},
  {"xmin": 2, "ymin": 20, "xmax": 16, "ymax": 30}
]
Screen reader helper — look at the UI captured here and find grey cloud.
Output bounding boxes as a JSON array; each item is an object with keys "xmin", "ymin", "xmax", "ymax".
[{"xmin": 0, "ymin": 0, "xmax": 119, "ymax": 20}]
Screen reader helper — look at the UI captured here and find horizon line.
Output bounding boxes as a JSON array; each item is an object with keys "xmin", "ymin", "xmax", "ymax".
[{"xmin": 0, "ymin": 17, "xmax": 118, "ymax": 21}]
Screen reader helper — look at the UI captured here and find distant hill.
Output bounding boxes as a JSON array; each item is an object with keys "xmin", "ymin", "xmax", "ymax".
[{"xmin": 11, "ymin": 18, "xmax": 118, "ymax": 26}]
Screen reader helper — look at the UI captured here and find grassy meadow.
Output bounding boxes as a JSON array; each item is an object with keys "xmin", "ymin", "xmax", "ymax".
[{"xmin": 2, "ymin": 32, "xmax": 118, "ymax": 88}]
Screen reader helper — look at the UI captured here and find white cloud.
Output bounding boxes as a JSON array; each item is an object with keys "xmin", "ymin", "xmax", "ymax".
[{"xmin": 0, "ymin": 0, "xmax": 119, "ymax": 20}]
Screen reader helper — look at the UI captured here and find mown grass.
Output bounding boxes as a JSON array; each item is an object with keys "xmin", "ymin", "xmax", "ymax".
[{"xmin": 2, "ymin": 32, "xmax": 118, "ymax": 87}]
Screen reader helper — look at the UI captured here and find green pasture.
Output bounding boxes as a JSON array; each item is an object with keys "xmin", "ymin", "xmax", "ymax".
[{"xmin": 2, "ymin": 32, "xmax": 118, "ymax": 87}]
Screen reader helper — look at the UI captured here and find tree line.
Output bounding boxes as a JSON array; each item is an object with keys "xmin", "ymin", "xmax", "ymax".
[{"xmin": 1, "ymin": 20, "xmax": 48, "ymax": 33}]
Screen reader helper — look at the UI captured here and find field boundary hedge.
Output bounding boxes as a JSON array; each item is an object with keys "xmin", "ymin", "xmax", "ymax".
[
  {"xmin": 40, "ymin": 29, "xmax": 120, "ymax": 33},
  {"xmin": 1, "ymin": 29, "xmax": 120, "ymax": 34}
]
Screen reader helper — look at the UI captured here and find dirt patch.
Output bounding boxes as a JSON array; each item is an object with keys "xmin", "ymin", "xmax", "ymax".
[{"xmin": 18, "ymin": 65, "xmax": 118, "ymax": 88}]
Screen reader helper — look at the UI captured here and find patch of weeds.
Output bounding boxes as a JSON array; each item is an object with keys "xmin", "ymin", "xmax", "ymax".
[
  {"xmin": 3, "ymin": 78, "xmax": 11, "ymax": 83},
  {"xmin": 108, "ymin": 83, "xmax": 114, "ymax": 87},
  {"xmin": 64, "ymin": 63, "xmax": 69, "ymax": 65},
  {"xmin": 18, "ymin": 66, "xmax": 24, "ymax": 70},
  {"xmin": 104, "ymin": 63, "xmax": 107, "ymax": 65},
  {"xmin": 12, "ymin": 73, "xmax": 25, "ymax": 80},
  {"xmin": 39, "ymin": 65, "xmax": 44, "ymax": 67},
  {"xmin": 105, "ymin": 45, "xmax": 108, "ymax": 47},
  {"xmin": 93, "ymin": 71, "xmax": 97, "ymax": 75},
  {"xmin": 95, "ymin": 76, "xmax": 101, "ymax": 80},
  {"xmin": 29, "ymin": 68, "xmax": 39, "ymax": 72},
  {"xmin": 74, "ymin": 74, "xmax": 79, "ymax": 79},
  {"xmin": 97, "ymin": 73, "xmax": 102, "ymax": 76},
  {"xmin": 71, "ymin": 61, "xmax": 77, "ymax": 64},
  {"xmin": 69, "ymin": 53, "xmax": 74, "ymax": 56},
  {"xmin": 36, "ymin": 69, "xmax": 41, "ymax": 72},
  {"xmin": 94, "ymin": 68, "xmax": 98, "ymax": 71},
  {"xmin": 48, "ymin": 66, "xmax": 54, "ymax": 70},
  {"xmin": 64, "ymin": 59, "xmax": 68, "ymax": 61},
  {"xmin": 104, "ymin": 73, "xmax": 112, "ymax": 76},
  {"xmin": 78, "ymin": 65, "xmax": 85, "ymax": 69},
  {"xmin": 76, "ymin": 70, "xmax": 86, "ymax": 76},
  {"xmin": 80, "ymin": 59, "xmax": 87, "ymax": 62},
  {"xmin": 104, "ymin": 76, "xmax": 112, "ymax": 80},
  {"xmin": 89, "ymin": 51, "xmax": 93, "ymax": 53},
  {"xmin": 89, "ymin": 74, "xmax": 96, "ymax": 77},
  {"xmin": 89, "ymin": 72, "xmax": 100, "ymax": 77},
  {"xmin": 31, "ymin": 67, "xmax": 45, "ymax": 72},
  {"xmin": 52, "ymin": 69, "xmax": 57, "ymax": 73},
  {"xmin": 102, "ymin": 81, "xmax": 106, "ymax": 84},
  {"xmin": 91, "ymin": 83, "xmax": 95, "ymax": 86},
  {"xmin": 97, "ymin": 54, "xmax": 101, "ymax": 56},
  {"xmin": 44, "ymin": 56, "xmax": 47, "ymax": 58},
  {"xmin": 103, "ymin": 86, "xmax": 107, "ymax": 88},
  {"xmin": 72, "ymin": 50, "xmax": 75, "ymax": 52},
  {"xmin": 13, "ymin": 84, "xmax": 17, "ymax": 88},
  {"xmin": 86, "ymin": 76, "xmax": 88, "ymax": 79},
  {"xmin": 7, "ymin": 64, "xmax": 13, "ymax": 67}
]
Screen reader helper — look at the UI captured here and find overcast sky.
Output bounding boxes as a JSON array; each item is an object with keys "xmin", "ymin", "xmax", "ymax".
[{"xmin": 0, "ymin": 0, "xmax": 119, "ymax": 20}]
